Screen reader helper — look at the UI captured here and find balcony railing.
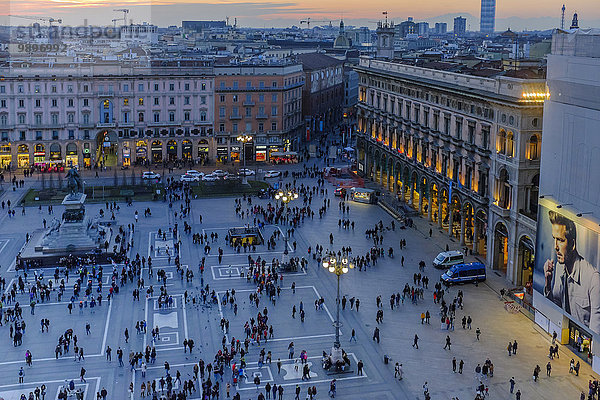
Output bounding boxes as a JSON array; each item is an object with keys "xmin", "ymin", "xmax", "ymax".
[{"xmin": 97, "ymin": 122, "xmax": 116, "ymax": 128}]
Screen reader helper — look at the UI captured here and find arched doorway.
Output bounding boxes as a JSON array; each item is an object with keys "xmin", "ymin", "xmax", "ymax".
[
  {"xmin": 419, "ymin": 176, "xmax": 429, "ymax": 215},
  {"xmin": 0, "ymin": 143, "xmax": 11, "ymax": 168},
  {"xmin": 49, "ymin": 143, "xmax": 62, "ymax": 162},
  {"xmin": 463, "ymin": 203, "xmax": 474, "ymax": 248},
  {"xmin": 411, "ymin": 171, "xmax": 419, "ymax": 209},
  {"xmin": 373, "ymin": 150, "xmax": 381, "ymax": 183},
  {"xmin": 450, "ymin": 195, "xmax": 462, "ymax": 239},
  {"xmin": 167, "ymin": 140, "xmax": 177, "ymax": 162},
  {"xmin": 395, "ymin": 162, "xmax": 402, "ymax": 195},
  {"xmin": 96, "ymin": 130, "xmax": 118, "ymax": 167},
  {"xmin": 182, "ymin": 140, "xmax": 193, "ymax": 161},
  {"xmin": 198, "ymin": 140, "xmax": 209, "ymax": 164},
  {"xmin": 151, "ymin": 140, "xmax": 163, "ymax": 163},
  {"xmin": 518, "ymin": 235, "xmax": 535, "ymax": 287},
  {"xmin": 474, "ymin": 209, "xmax": 488, "ymax": 256},
  {"xmin": 388, "ymin": 158, "xmax": 395, "ymax": 192},
  {"xmin": 431, "ymin": 183, "xmax": 439, "ymax": 223},
  {"xmin": 17, "ymin": 144, "xmax": 29, "ymax": 168},
  {"xmin": 402, "ymin": 167, "xmax": 411, "ymax": 202},
  {"xmin": 34, "ymin": 144, "xmax": 46, "ymax": 165},
  {"xmin": 136, "ymin": 140, "xmax": 148, "ymax": 165},
  {"xmin": 381, "ymin": 153, "xmax": 387, "ymax": 188},
  {"xmin": 493, "ymin": 222, "xmax": 509, "ymax": 273},
  {"xmin": 440, "ymin": 188, "xmax": 449, "ymax": 230},
  {"xmin": 65, "ymin": 143, "xmax": 78, "ymax": 167}
]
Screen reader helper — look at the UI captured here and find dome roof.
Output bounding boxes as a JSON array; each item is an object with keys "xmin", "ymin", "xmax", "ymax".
[{"xmin": 334, "ymin": 34, "xmax": 350, "ymax": 49}]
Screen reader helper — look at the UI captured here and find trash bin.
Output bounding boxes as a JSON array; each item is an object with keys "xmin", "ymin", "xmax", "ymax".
[{"xmin": 384, "ymin": 355, "xmax": 389, "ymax": 364}]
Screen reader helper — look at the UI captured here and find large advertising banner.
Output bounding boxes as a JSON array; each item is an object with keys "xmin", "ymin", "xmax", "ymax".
[{"xmin": 534, "ymin": 203, "xmax": 600, "ymax": 334}]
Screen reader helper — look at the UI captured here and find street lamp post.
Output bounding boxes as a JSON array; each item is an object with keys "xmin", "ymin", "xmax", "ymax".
[
  {"xmin": 237, "ymin": 134, "xmax": 253, "ymax": 185},
  {"xmin": 275, "ymin": 188, "xmax": 298, "ymax": 267},
  {"xmin": 322, "ymin": 253, "xmax": 352, "ymax": 349}
]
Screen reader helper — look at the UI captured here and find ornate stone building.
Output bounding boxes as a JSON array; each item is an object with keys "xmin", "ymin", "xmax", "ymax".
[
  {"xmin": 0, "ymin": 60, "xmax": 215, "ymax": 169},
  {"xmin": 355, "ymin": 56, "xmax": 546, "ymax": 285}
]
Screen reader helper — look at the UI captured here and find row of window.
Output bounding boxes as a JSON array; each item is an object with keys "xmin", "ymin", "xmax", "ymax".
[
  {"xmin": 219, "ymin": 81, "xmax": 279, "ymax": 89},
  {"xmin": 219, "ymin": 94, "xmax": 278, "ymax": 103},
  {"xmin": 496, "ymin": 130, "xmax": 540, "ymax": 161},
  {"xmin": 218, "ymin": 106, "xmax": 278, "ymax": 118},
  {"xmin": 0, "ymin": 110, "xmax": 209, "ymax": 125},
  {"xmin": 0, "ymin": 81, "xmax": 209, "ymax": 94},
  {"xmin": 1, "ymin": 126, "xmax": 214, "ymax": 143},
  {"xmin": 0, "ymin": 95, "xmax": 209, "ymax": 110},
  {"xmin": 218, "ymin": 122, "xmax": 278, "ymax": 133},
  {"xmin": 360, "ymin": 78, "xmax": 495, "ymax": 121}
]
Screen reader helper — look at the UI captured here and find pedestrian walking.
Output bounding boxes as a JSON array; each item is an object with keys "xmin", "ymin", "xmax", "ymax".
[{"xmin": 413, "ymin": 334, "xmax": 419, "ymax": 349}]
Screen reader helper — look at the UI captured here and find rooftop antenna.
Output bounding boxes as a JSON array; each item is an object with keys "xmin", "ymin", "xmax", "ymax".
[
  {"xmin": 382, "ymin": 11, "xmax": 388, "ymax": 26},
  {"xmin": 561, "ymin": 4, "xmax": 565, "ymax": 29}
]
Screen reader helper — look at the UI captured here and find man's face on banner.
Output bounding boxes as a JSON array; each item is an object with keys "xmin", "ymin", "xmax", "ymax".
[{"xmin": 552, "ymin": 223, "xmax": 569, "ymax": 264}]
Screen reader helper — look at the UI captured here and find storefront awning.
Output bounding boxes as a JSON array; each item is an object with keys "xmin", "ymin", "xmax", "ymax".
[{"xmin": 270, "ymin": 151, "xmax": 297, "ymax": 157}]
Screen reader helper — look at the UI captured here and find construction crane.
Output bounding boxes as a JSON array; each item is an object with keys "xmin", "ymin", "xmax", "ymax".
[
  {"xmin": 113, "ymin": 9, "xmax": 129, "ymax": 26},
  {"xmin": 9, "ymin": 15, "xmax": 62, "ymax": 27},
  {"xmin": 300, "ymin": 18, "xmax": 337, "ymax": 28}
]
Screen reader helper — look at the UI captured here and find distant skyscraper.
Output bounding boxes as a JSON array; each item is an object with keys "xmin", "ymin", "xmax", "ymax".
[
  {"xmin": 416, "ymin": 22, "xmax": 429, "ymax": 36},
  {"xmin": 434, "ymin": 22, "xmax": 447, "ymax": 35},
  {"xmin": 480, "ymin": 0, "xmax": 496, "ymax": 34},
  {"xmin": 454, "ymin": 16, "xmax": 466, "ymax": 36}
]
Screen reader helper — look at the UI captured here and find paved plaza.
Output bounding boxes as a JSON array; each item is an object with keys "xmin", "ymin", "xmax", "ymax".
[{"xmin": 0, "ymin": 161, "xmax": 597, "ymax": 400}]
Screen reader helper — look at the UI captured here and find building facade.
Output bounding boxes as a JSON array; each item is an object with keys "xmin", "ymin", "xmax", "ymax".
[
  {"xmin": 354, "ymin": 56, "xmax": 545, "ymax": 285},
  {"xmin": 0, "ymin": 61, "xmax": 215, "ymax": 169},
  {"xmin": 297, "ymin": 53, "xmax": 345, "ymax": 139},
  {"xmin": 480, "ymin": 0, "xmax": 497, "ymax": 34},
  {"xmin": 533, "ymin": 30, "xmax": 600, "ymax": 373},
  {"xmin": 213, "ymin": 63, "xmax": 304, "ymax": 162},
  {"xmin": 454, "ymin": 17, "xmax": 467, "ymax": 36}
]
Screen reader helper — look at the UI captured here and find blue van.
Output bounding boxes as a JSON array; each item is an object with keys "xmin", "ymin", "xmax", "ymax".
[{"xmin": 441, "ymin": 262, "xmax": 486, "ymax": 285}]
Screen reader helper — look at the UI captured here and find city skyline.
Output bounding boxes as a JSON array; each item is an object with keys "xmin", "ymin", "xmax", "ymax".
[{"xmin": 0, "ymin": 0, "xmax": 598, "ymax": 31}]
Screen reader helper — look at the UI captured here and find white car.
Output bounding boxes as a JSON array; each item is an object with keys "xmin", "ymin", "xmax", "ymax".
[
  {"xmin": 202, "ymin": 173, "xmax": 219, "ymax": 182},
  {"xmin": 264, "ymin": 170, "xmax": 281, "ymax": 178},
  {"xmin": 212, "ymin": 169, "xmax": 228, "ymax": 177},
  {"xmin": 142, "ymin": 171, "xmax": 161, "ymax": 180},
  {"xmin": 180, "ymin": 174, "xmax": 199, "ymax": 182},
  {"xmin": 238, "ymin": 168, "xmax": 256, "ymax": 176},
  {"xmin": 186, "ymin": 170, "xmax": 204, "ymax": 179}
]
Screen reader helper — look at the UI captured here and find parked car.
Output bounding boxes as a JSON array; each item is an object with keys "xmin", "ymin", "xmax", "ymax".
[
  {"xmin": 238, "ymin": 168, "xmax": 256, "ymax": 176},
  {"xmin": 142, "ymin": 171, "xmax": 161, "ymax": 180},
  {"xmin": 212, "ymin": 169, "xmax": 228, "ymax": 177},
  {"xmin": 433, "ymin": 251, "xmax": 465, "ymax": 269},
  {"xmin": 202, "ymin": 173, "xmax": 219, "ymax": 182},
  {"xmin": 441, "ymin": 262, "xmax": 486, "ymax": 285},
  {"xmin": 180, "ymin": 174, "xmax": 199, "ymax": 182},
  {"xmin": 186, "ymin": 170, "xmax": 204, "ymax": 179},
  {"xmin": 334, "ymin": 187, "xmax": 347, "ymax": 197},
  {"xmin": 264, "ymin": 170, "xmax": 281, "ymax": 178}
]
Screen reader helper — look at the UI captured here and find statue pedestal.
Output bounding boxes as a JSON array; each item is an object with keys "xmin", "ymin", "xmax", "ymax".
[{"xmin": 62, "ymin": 193, "xmax": 87, "ymax": 207}]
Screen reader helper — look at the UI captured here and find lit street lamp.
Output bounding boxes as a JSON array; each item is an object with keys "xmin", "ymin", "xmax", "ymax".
[
  {"xmin": 275, "ymin": 188, "xmax": 298, "ymax": 266},
  {"xmin": 322, "ymin": 253, "xmax": 352, "ymax": 349},
  {"xmin": 237, "ymin": 134, "xmax": 253, "ymax": 185}
]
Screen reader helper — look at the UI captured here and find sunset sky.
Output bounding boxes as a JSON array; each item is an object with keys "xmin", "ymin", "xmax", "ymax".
[{"xmin": 1, "ymin": 0, "xmax": 598, "ymax": 30}]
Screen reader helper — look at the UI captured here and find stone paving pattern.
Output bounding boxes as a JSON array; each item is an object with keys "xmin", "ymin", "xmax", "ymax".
[{"xmin": 0, "ymin": 162, "xmax": 596, "ymax": 400}]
